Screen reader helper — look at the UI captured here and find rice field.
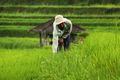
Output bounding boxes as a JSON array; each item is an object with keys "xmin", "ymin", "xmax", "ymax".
[
  {"xmin": 0, "ymin": 4, "xmax": 120, "ymax": 80},
  {"xmin": 0, "ymin": 31, "xmax": 120, "ymax": 80},
  {"xmin": 0, "ymin": 5, "xmax": 120, "ymax": 14}
]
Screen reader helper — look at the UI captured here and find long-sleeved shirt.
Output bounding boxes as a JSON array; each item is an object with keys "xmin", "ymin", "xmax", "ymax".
[{"xmin": 52, "ymin": 18, "xmax": 72, "ymax": 53}]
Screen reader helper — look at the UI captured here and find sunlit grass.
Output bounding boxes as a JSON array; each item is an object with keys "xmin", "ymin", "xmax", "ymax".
[
  {"xmin": 0, "ymin": 32, "xmax": 120, "ymax": 80},
  {"xmin": 0, "ymin": 5, "xmax": 120, "ymax": 8}
]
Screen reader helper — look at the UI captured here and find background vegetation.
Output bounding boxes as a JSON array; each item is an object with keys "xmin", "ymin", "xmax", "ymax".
[
  {"xmin": 0, "ymin": 0, "xmax": 120, "ymax": 5},
  {"xmin": 0, "ymin": 0, "xmax": 120, "ymax": 80}
]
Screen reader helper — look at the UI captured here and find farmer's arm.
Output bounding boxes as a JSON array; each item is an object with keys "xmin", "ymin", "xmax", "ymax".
[
  {"xmin": 66, "ymin": 19, "xmax": 72, "ymax": 34},
  {"xmin": 62, "ymin": 19, "xmax": 72, "ymax": 38},
  {"xmin": 52, "ymin": 22, "xmax": 59, "ymax": 53}
]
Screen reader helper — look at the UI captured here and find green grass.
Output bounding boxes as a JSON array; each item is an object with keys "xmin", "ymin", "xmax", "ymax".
[
  {"xmin": 0, "ymin": 31, "xmax": 120, "ymax": 80},
  {"xmin": 0, "ymin": 22, "xmax": 119, "ymax": 26},
  {"xmin": 1, "ymin": 13, "xmax": 120, "ymax": 19},
  {"xmin": 0, "ymin": 13, "xmax": 120, "ymax": 16},
  {"xmin": 0, "ymin": 5, "xmax": 120, "ymax": 14},
  {"xmin": 0, "ymin": 25, "xmax": 32, "ymax": 30},
  {"xmin": 0, "ymin": 7, "xmax": 120, "ymax": 79},
  {"xmin": 0, "ymin": 3, "xmax": 120, "ymax": 80},
  {"xmin": 0, "ymin": 37, "xmax": 40, "ymax": 49},
  {"xmin": 0, "ymin": 5, "xmax": 120, "ymax": 8},
  {"xmin": 0, "ymin": 18, "xmax": 120, "ymax": 26},
  {"xmin": 1, "ymin": 18, "xmax": 120, "ymax": 23},
  {"xmin": 0, "ymin": 25, "xmax": 119, "ymax": 31}
]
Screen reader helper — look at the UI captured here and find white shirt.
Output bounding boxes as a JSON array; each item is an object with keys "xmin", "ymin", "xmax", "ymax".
[{"xmin": 52, "ymin": 18, "xmax": 72, "ymax": 53}]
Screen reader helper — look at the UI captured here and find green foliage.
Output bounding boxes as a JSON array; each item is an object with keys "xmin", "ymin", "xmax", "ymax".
[
  {"xmin": 0, "ymin": 3, "xmax": 120, "ymax": 80},
  {"xmin": 0, "ymin": 18, "xmax": 120, "ymax": 26},
  {"xmin": 0, "ymin": 37, "xmax": 40, "ymax": 49},
  {"xmin": 0, "ymin": 0, "xmax": 120, "ymax": 5},
  {"xmin": 0, "ymin": 5, "xmax": 120, "ymax": 14},
  {"xmin": 0, "ymin": 32, "xmax": 120, "ymax": 80}
]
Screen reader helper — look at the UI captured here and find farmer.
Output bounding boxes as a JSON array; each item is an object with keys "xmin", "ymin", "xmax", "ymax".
[{"xmin": 52, "ymin": 15, "xmax": 72, "ymax": 53}]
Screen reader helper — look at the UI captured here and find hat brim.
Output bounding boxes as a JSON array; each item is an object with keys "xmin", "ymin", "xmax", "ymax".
[{"xmin": 55, "ymin": 18, "xmax": 65, "ymax": 25}]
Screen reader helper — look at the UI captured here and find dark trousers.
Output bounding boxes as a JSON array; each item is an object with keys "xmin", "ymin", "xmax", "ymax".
[{"xmin": 58, "ymin": 35, "xmax": 70, "ymax": 51}]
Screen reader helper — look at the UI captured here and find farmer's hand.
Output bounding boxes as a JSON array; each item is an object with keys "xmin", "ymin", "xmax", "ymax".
[{"xmin": 59, "ymin": 38, "xmax": 64, "ymax": 44}]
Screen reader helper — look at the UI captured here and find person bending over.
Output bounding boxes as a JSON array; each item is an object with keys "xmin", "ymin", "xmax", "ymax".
[{"xmin": 52, "ymin": 15, "xmax": 72, "ymax": 53}]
